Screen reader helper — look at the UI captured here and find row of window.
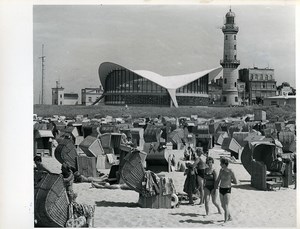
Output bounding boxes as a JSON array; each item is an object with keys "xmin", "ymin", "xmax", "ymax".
[
  {"xmin": 250, "ymin": 73, "xmax": 273, "ymax": 81},
  {"xmin": 251, "ymin": 91, "xmax": 276, "ymax": 98},
  {"xmin": 105, "ymin": 70, "xmax": 167, "ymax": 93},
  {"xmin": 105, "ymin": 94, "xmax": 170, "ymax": 105},
  {"xmin": 225, "ymin": 55, "xmax": 237, "ymax": 60},
  {"xmin": 225, "ymin": 35, "xmax": 236, "ymax": 40},
  {"xmin": 223, "ymin": 79, "xmax": 237, "ymax": 87},
  {"xmin": 251, "ymin": 83, "xmax": 275, "ymax": 89},
  {"xmin": 176, "ymin": 75, "xmax": 208, "ymax": 94},
  {"xmin": 105, "ymin": 69, "xmax": 209, "ymax": 94}
]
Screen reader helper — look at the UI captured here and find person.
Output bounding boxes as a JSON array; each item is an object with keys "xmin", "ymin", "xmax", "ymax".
[
  {"xmin": 34, "ymin": 155, "xmax": 51, "ymax": 173},
  {"xmin": 183, "ymin": 162, "xmax": 198, "ymax": 205},
  {"xmin": 61, "ymin": 163, "xmax": 77, "ymax": 202},
  {"xmin": 193, "ymin": 148, "xmax": 206, "ymax": 205},
  {"xmin": 184, "ymin": 146, "xmax": 194, "ymax": 161},
  {"xmin": 203, "ymin": 157, "xmax": 222, "ymax": 216},
  {"xmin": 215, "ymin": 158, "xmax": 238, "ymax": 223},
  {"xmin": 292, "ymin": 153, "xmax": 296, "ymax": 189}
]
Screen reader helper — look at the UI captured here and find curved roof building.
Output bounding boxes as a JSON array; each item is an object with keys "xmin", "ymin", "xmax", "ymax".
[{"xmin": 98, "ymin": 62, "xmax": 222, "ymax": 107}]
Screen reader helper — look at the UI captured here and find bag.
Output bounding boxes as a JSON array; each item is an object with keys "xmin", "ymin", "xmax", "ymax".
[{"xmin": 66, "ymin": 216, "xmax": 86, "ymax": 228}]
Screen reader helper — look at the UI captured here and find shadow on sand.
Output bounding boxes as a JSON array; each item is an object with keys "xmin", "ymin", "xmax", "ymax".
[
  {"xmin": 233, "ymin": 184, "xmax": 258, "ymax": 190},
  {"xmin": 179, "ymin": 219, "xmax": 223, "ymax": 225},
  {"xmin": 95, "ymin": 200, "xmax": 139, "ymax": 208},
  {"xmin": 170, "ymin": 213, "xmax": 202, "ymax": 217}
]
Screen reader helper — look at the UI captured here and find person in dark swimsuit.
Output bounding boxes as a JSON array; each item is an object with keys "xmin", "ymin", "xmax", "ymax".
[
  {"xmin": 203, "ymin": 157, "xmax": 222, "ymax": 216},
  {"xmin": 193, "ymin": 148, "xmax": 206, "ymax": 205},
  {"xmin": 215, "ymin": 158, "xmax": 238, "ymax": 223}
]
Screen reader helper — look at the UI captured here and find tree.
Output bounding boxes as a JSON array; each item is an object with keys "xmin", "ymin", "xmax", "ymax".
[
  {"xmin": 282, "ymin": 82, "xmax": 290, "ymax": 87},
  {"xmin": 256, "ymin": 96, "xmax": 263, "ymax": 105},
  {"xmin": 277, "ymin": 82, "xmax": 291, "ymax": 91}
]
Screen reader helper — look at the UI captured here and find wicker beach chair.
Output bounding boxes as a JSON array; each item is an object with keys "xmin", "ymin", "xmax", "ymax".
[
  {"xmin": 120, "ymin": 150, "xmax": 145, "ymax": 193},
  {"xmin": 34, "ymin": 173, "xmax": 69, "ymax": 227},
  {"xmin": 54, "ymin": 139, "xmax": 78, "ymax": 170}
]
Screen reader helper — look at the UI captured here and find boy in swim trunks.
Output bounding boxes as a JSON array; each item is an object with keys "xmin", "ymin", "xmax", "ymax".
[
  {"xmin": 203, "ymin": 157, "xmax": 222, "ymax": 215},
  {"xmin": 215, "ymin": 158, "xmax": 238, "ymax": 223}
]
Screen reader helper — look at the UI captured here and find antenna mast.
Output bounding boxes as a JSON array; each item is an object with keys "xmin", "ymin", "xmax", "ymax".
[{"xmin": 39, "ymin": 44, "xmax": 45, "ymax": 104}]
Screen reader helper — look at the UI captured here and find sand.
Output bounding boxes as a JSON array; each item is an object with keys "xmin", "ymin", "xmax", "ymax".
[{"xmin": 42, "ymin": 145, "xmax": 297, "ymax": 228}]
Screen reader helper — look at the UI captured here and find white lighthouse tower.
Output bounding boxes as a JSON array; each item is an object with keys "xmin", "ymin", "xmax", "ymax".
[{"xmin": 220, "ymin": 8, "xmax": 240, "ymax": 106}]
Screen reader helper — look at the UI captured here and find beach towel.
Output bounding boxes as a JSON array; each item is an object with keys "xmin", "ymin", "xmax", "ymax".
[
  {"xmin": 141, "ymin": 171, "xmax": 160, "ymax": 197},
  {"xmin": 183, "ymin": 166, "xmax": 198, "ymax": 195}
]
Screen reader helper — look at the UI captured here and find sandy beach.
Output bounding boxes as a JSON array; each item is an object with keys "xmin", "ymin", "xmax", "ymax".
[{"xmin": 42, "ymin": 145, "xmax": 297, "ymax": 228}]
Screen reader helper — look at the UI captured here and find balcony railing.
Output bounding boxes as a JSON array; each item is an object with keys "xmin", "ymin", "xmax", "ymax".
[
  {"xmin": 220, "ymin": 59, "xmax": 240, "ymax": 65},
  {"xmin": 222, "ymin": 25, "xmax": 239, "ymax": 32}
]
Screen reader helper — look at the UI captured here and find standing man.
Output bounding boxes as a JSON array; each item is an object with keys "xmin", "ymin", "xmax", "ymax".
[
  {"xmin": 193, "ymin": 148, "xmax": 207, "ymax": 205},
  {"xmin": 215, "ymin": 158, "xmax": 239, "ymax": 223}
]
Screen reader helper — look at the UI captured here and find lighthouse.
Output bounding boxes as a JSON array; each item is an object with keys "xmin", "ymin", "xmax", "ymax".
[{"xmin": 220, "ymin": 8, "xmax": 240, "ymax": 106}]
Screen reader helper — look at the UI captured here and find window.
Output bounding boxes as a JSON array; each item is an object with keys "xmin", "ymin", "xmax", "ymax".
[
  {"xmin": 235, "ymin": 97, "xmax": 238, "ymax": 102},
  {"xmin": 60, "ymin": 94, "xmax": 62, "ymax": 98},
  {"xmin": 251, "ymin": 74, "xmax": 253, "ymax": 80},
  {"xmin": 234, "ymin": 82, "xmax": 237, "ymax": 87},
  {"xmin": 60, "ymin": 101, "xmax": 62, "ymax": 105},
  {"xmin": 234, "ymin": 55, "xmax": 236, "ymax": 60},
  {"xmin": 226, "ymin": 35, "xmax": 228, "ymax": 40},
  {"xmin": 225, "ymin": 55, "xmax": 227, "ymax": 60},
  {"xmin": 234, "ymin": 35, "xmax": 236, "ymax": 40},
  {"xmin": 224, "ymin": 78, "xmax": 227, "ymax": 84},
  {"xmin": 223, "ymin": 96, "xmax": 227, "ymax": 102},
  {"xmin": 88, "ymin": 97, "xmax": 92, "ymax": 102},
  {"xmin": 234, "ymin": 45, "xmax": 236, "ymax": 50}
]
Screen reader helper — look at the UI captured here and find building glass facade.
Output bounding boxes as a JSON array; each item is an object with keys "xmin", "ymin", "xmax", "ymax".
[
  {"xmin": 176, "ymin": 74, "xmax": 208, "ymax": 94},
  {"xmin": 104, "ymin": 69, "xmax": 170, "ymax": 105}
]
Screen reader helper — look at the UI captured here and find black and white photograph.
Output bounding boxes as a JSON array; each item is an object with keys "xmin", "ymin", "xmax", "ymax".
[{"xmin": 1, "ymin": 1, "xmax": 298, "ymax": 228}]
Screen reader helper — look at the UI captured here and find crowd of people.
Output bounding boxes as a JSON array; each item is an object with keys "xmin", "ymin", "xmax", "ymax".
[{"xmin": 183, "ymin": 146, "xmax": 239, "ymax": 223}]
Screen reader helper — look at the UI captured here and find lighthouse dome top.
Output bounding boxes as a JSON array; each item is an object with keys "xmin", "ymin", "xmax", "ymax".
[{"xmin": 226, "ymin": 9, "xmax": 235, "ymax": 17}]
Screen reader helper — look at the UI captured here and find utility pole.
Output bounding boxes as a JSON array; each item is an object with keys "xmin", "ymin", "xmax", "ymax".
[{"xmin": 39, "ymin": 44, "xmax": 45, "ymax": 104}]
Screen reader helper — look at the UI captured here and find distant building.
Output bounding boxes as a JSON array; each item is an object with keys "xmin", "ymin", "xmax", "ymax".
[
  {"xmin": 239, "ymin": 67, "xmax": 277, "ymax": 105},
  {"xmin": 63, "ymin": 93, "xmax": 79, "ymax": 105},
  {"xmin": 52, "ymin": 81, "xmax": 78, "ymax": 105},
  {"xmin": 52, "ymin": 86, "xmax": 64, "ymax": 105},
  {"xmin": 237, "ymin": 80, "xmax": 247, "ymax": 105},
  {"xmin": 98, "ymin": 62, "xmax": 222, "ymax": 107},
  {"xmin": 264, "ymin": 95, "xmax": 296, "ymax": 106},
  {"xmin": 81, "ymin": 87, "xmax": 103, "ymax": 105}
]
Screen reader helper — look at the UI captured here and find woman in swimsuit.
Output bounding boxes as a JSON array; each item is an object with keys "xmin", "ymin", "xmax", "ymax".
[
  {"xmin": 203, "ymin": 157, "xmax": 222, "ymax": 216},
  {"xmin": 193, "ymin": 148, "xmax": 206, "ymax": 205},
  {"xmin": 215, "ymin": 158, "xmax": 238, "ymax": 223}
]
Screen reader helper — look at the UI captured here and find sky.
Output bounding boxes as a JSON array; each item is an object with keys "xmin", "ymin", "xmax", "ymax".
[{"xmin": 33, "ymin": 4, "xmax": 296, "ymax": 104}]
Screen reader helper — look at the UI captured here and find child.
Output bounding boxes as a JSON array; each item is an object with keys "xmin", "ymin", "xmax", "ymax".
[{"xmin": 183, "ymin": 162, "xmax": 198, "ymax": 204}]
